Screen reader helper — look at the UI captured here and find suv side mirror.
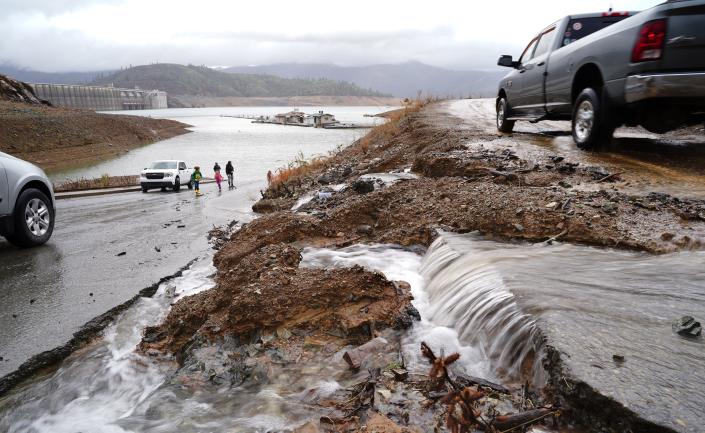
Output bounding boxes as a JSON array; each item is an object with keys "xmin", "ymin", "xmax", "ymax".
[{"xmin": 498, "ymin": 55, "xmax": 518, "ymax": 68}]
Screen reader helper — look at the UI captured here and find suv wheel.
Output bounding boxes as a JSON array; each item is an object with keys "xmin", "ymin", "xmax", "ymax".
[
  {"xmin": 187, "ymin": 180, "xmax": 193, "ymax": 190},
  {"xmin": 173, "ymin": 176, "xmax": 181, "ymax": 192},
  {"xmin": 572, "ymin": 88, "xmax": 614, "ymax": 150},
  {"xmin": 497, "ymin": 97, "xmax": 515, "ymax": 133},
  {"xmin": 5, "ymin": 188, "xmax": 54, "ymax": 247}
]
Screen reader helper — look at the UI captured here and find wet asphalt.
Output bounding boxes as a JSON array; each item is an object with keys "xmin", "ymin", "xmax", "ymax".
[
  {"xmin": 446, "ymin": 99, "xmax": 705, "ymax": 200},
  {"xmin": 0, "ymin": 180, "xmax": 259, "ymax": 378}
]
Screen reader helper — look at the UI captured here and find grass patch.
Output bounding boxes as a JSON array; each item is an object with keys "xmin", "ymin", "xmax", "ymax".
[
  {"xmin": 54, "ymin": 174, "xmax": 138, "ymax": 192},
  {"xmin": 356, "ymin": 96, "xmax": 434, "ymax": 154},
  {"xmin": 268, "ymin": 151, "xmax": 330, "ymax": 189}
]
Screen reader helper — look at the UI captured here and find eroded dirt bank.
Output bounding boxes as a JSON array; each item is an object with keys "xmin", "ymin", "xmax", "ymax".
[
  {"xmin": 142, "ymin": 100, "xmax": 704, "ymax": 432},
  {"xmin": 0, "ymin": 74, "xmax": 190, "ymax": 173}
]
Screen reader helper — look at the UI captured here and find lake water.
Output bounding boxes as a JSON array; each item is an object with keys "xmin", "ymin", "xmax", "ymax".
[{"xmin": 50, "ymin": 106, "xmax": 393, "ymax": 182}]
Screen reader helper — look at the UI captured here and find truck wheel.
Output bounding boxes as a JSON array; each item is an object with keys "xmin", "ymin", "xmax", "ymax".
[
  {"xmin": 496, "ymin": 97, "xmax": 515, "ymax": 133},
  {"xmin": 173, "ymin": 177, "xmax": 181, "ymax": 192},
  {"xmin": 5, "ymin": 188, "xmax": 55, "ymax": 247},
  {"xmin": 572, "ymin": 88, "xmax": 614, "ymax": 150},
  {"xmin": 141, "ymin": 185, "xmax": 149, "ymax": 193},
  {"xmin": 187, "ymin": 180, "xmax": 193, "ymax": 190}
]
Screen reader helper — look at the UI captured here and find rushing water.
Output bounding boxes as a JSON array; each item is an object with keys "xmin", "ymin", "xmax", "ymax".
[
  {"xmin": 420, "ymin": 232, "xmax": 705, "ymax": 432},
  {"xmin": 2, "ymin": 227, "xmax": 702, "ymax": 431},
  {"xmin": 50, "ymin": 106, "xmax": 393, "ymax": 181}
]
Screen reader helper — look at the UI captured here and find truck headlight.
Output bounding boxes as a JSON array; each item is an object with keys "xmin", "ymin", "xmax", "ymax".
[{"xmin": 164, "ymin": 173, "xmax": 173, "ymax": 178}]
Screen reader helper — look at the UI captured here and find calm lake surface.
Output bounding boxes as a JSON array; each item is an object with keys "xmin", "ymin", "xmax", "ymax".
[{"xmin": 50, "ymin": 106, "xmax": 393, "ymax": 182}]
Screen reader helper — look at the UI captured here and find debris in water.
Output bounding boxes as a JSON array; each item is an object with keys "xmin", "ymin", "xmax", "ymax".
[
  {"xmin": 673, "ymin": 316, "xmax": 702, "ymax": 337},
  {"xmin": 612, "ymin": 354, "xmax": 625, "ymax": 363},
  {"xmin": 116, "ymin": 251, "xmax": 126, "ymax": 256}
]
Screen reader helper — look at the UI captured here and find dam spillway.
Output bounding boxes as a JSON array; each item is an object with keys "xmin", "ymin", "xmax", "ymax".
[{"xmin": 29, "ymin": 83, "xmax": 168, "ymax": 111}]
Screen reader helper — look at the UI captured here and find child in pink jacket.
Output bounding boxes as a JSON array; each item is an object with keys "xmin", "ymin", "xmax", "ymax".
[{"xmin": 214, "ymin": 169, "xmax": 223, "ymax": 192}]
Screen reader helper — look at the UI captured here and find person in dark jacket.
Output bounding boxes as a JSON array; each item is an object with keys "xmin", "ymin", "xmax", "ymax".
[
  {"xmin": 225, "ymin": 161, "xmax": 234, "ymax": 188},
  {"xmin": 213, "ymin": 162, "xmax": 221, "ymax": 173}
]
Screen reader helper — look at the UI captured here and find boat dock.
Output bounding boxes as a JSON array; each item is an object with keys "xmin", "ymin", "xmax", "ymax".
[{"xmin": 221, "ymin": 110, "xmax": 373, "ymax": 129}]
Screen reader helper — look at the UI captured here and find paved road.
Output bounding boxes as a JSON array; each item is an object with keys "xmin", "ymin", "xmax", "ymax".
[{"xmin": 0, "ymin": 180, "xmax": 261, "ymax": 377}]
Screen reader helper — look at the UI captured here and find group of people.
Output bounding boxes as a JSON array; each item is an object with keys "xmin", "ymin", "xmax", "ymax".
[{"xmin": 190, "ymin": 160, "xmax": 235, "ymax": 196}]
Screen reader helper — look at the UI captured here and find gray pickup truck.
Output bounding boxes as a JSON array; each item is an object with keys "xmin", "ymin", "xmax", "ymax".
[{"xmin": 496, "ymin": 0, "xmax": 705, "ymax": 149}]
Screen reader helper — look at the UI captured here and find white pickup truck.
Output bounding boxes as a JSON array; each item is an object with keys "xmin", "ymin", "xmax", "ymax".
[{"xmin": 140, "ymin": 160, "xmax": 194, "ymax": 192}]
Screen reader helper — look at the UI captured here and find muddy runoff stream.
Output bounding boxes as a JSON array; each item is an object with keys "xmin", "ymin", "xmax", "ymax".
[{"xmin": 1, "ymin": 232, "xmax": 702, "ymax": 432}]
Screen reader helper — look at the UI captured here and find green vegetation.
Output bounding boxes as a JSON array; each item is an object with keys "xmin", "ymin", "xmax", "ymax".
[{"xmin": 91, "ymin": 64, "xmax": 389, "ymax": 97}]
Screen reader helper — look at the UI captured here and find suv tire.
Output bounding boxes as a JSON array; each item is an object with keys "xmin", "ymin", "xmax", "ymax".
[
  {"xmin": 187, "ymin": 180, "xmax": 193, "ymax": 190},
  {"xmin": 497, "ymin": 97, "xmax": 515, "ymax": 133},
  {"xmin": 5, "ymin": 188, "xmax": 55, "ymax": 247},
  {"xmin": 572, "ymin": 88, "xmax": 614, "ymax": 150},
  {"xmin": 173, "ymin": 177, "xmax": 181, "ymax": 192}
]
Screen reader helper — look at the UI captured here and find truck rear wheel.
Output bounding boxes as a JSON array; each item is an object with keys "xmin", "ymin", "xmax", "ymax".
[
  {"xmin": 496, "ymin": 97, "xmax": 515, "ymax": 133},
  {"xmin": 173, "ymin": 177, "xmax": 181, "ymax": 192},
  {"xmin": 572, "ymin": 88, "xmax": 614, "ymax": 150}
]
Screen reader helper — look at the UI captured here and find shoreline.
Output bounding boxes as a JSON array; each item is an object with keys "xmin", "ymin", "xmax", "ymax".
[{"xmin": 0, "ymin": 100, "xmax": 191, "ymax": 173}]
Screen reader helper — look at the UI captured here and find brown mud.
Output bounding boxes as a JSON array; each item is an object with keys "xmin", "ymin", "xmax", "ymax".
[{"xmin": 141, "ymin": 100, "xmax": 704, "ymax": 432}]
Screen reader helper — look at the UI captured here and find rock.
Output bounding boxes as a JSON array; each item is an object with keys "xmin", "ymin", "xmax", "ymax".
[
  {"xmin": 29, "ymin": 299, "xmax": 35, "ymax": 304},
  {"xmin": 558, "ymin": 180, "xmax": 572, "ymax": 189},
  {"xmin": 356, "ymin": 224, "xmax": 373, "ymax": 235},
  {"xmin": 545, "ymin": 202, "xmax": 558, "ymax": 210},
  {"xmin": 276, "ymin": 327, "xmax": 292, "ymax": 340},
  {"xmin": 513, "ymin": 223, "xmax": 524, "ymax": 232},
  {"xmin": 661, "ymin": 232, "xmax": 675, "ymax": 241},
  {"xmin": 391, "ymin": 368, "xmax": 408, "ymax": 381},
  {"xmin": 612, "ymin": 354, "xmax": 625, "ymax": 363},
  {"xmin": 351, "ymin": 179, "xmax": 375, "ymax": 194},
  {"xmin": 293, "ymin": 422, "xmax": 321, "ymax": 433},
  {"xmin": 601, "ymin": 202, "xmax": 618, "ymax": 214},
  {"xmin": 376, "ymin": 388, "xmax": 392, "ymax": 402},
  {"xmin": 336, "ymin": 232, "xmax": 345, "ymax": 238},
  {"xmin": 343, "ymin": 337, "xmax": 389, "ymax": 370},
  {"xmin": 116, "ymin": 251, "xmax": 126, "ymax": 256},
  {"xmin": 673, "ymin": 316, "xmax": 702, "ymax": 337},
  {"xmin": 364, "ymin": 413, "xmax": 405, "ymax": 433}
]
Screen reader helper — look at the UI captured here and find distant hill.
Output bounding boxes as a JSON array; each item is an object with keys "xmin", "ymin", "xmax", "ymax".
[
  {"xmin": 0, "ymin": 64, "xmax": 111, "ymax": 85},
  {"xmin": 224, "ymin": 61, "xmax": 505, "ymax": 98},
  {"xmin": 90, "ymin": 64, "xmax": 389, "ymax": 99}
]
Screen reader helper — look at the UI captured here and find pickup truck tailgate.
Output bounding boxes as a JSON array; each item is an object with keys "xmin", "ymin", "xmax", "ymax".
[{"xmin": 662, "ymin": 2, "xmax": 705, "ymax": 71}]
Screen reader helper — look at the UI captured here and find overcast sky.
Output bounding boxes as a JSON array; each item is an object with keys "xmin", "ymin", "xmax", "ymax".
[{"xmin": 0, "ymin": 0, "xmax": 663, "ymax": 72}]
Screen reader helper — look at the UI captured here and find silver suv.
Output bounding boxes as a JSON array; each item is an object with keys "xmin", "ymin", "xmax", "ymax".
[{"xmin": 0, "ymin": 151, "xmax": 56, "ymax": 247}]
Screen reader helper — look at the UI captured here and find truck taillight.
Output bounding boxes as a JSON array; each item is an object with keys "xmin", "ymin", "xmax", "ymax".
[{"xmin": 632, "ymin": 19, "xmax": 667, "ymax": 63}]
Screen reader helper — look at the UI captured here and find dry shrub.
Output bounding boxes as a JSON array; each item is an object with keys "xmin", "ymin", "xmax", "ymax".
[
  {"xmin": 356, "ymin": 96, "xmax": 436, "ymax": 154},
  {"xmin": 268, "ymin": 151, "xmax": 330, "ymax": 189},
  {"xmin": 54, "ymin": 174, "xmax": 138, "ymax": 192}
]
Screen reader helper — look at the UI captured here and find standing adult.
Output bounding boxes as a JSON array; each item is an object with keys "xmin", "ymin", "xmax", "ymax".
[{"xmin": 225, "ymin": 160, "xmax": 234, "ymax": 189}]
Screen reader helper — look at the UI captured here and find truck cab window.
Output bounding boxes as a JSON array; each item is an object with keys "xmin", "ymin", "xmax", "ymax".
[
  {"xmin": 533, "ymin": 27, "xmax": 557, "ymax": 58},
  {"xmin": 179, "ymin": 162, "xmax": 186, "ymax": 170},
  {"xmin": 519, "ymin": 37, "xmax": 539, "ymax": 64}
]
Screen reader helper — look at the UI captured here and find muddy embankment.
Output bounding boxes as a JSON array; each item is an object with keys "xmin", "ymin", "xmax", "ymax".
[
  {"xmin": 142, "ymin": 100, "xmax": 704, "ymax": 432},
  {"xmin": 0, "ymin": 74, "xmax": 190, "ymax": 173}
]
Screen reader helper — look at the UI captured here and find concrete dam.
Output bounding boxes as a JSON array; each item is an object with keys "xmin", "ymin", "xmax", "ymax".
[{"xmin": 30, "ymin": 83, "xmax": 168, "ymax": 111}]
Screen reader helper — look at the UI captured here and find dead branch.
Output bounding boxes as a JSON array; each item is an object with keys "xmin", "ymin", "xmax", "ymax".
[{"xmin": 596, "ymin": 171, "xmax": 624, "ymax": 183}]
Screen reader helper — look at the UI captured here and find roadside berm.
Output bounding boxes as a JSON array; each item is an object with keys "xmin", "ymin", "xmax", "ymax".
[{"xmin": 141, "ymin": 100, "xmax": 704, "ymax": 432}]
